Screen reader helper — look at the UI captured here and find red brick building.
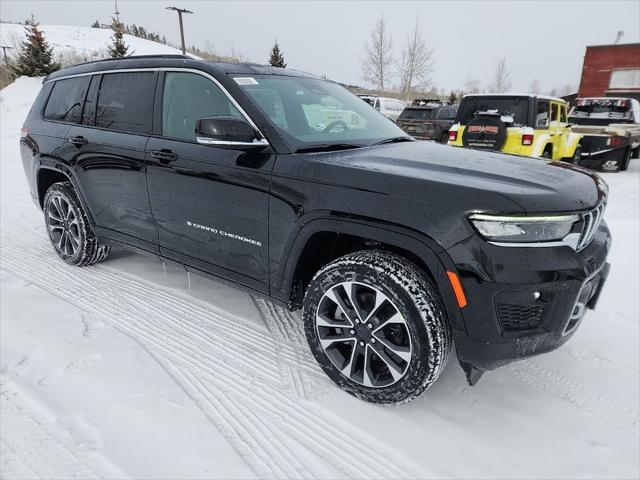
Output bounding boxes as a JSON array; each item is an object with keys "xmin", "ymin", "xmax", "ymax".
[{"xmin": 577, "ymin": 43, "xmax": 640, "ymax": 100}]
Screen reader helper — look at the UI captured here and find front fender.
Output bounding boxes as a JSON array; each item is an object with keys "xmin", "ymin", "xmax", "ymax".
[{"xmin": 274, "ymin": 213, "xmax": 469, "ymax": 332}]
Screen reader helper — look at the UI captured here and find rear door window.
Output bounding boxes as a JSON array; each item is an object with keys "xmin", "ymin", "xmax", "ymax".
[
  {"xmin": 96, "ymin": 72, "xmax": 156, "ymax": 134},
  {"xmin": 44, "ymin": 76, "xmax": 91, "ymax": 123},
  {"xmin": 536, "ymin": 100, "xmax": 550, "ymax": 128}
]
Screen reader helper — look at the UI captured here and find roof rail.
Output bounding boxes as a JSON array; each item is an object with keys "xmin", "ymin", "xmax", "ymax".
[{"xmin": 72, "ymin": 54, "xmax": 191, "ymax": 68}]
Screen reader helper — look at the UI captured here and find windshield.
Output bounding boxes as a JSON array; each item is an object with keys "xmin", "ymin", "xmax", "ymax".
[
  {"xmin": 234, "ymin": 75, "xmax": 407, "ymax": 148},
  {"xmin": 399, "ymin": 108, "xmax": 434, "ymax": 120},
  {"xmin": 458, "ymin": 97, "xmax": 529, "ymax": 126}
]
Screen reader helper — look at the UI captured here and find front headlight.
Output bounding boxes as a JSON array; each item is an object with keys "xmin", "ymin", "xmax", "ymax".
[{"xmin": 469, "ymin": 213, "xmax": 579, "ymax": 244}]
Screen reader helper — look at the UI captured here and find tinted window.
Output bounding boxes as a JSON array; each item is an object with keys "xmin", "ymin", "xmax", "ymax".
[
  {"xmin": 437, "ymin": 108, "xmax": 456, "ymax": 120},
  {"xmin": 560, "ymin": 105, "xmax": 567, "ymax": 123},
  {"xmin": 399, "ymin": 108, "xmax": 434, "ymax": 120},
  {"xmin": 162, "ymin": 72, "xmax": 242, "ymax": 141},
  {"xmin": 536, "ymin": 100, "xmax": 550, "ymax": 127},
  {"xmin": 44, "ymin": 76, "xmax": 90, "ymax": 123},
  {"xmin": 458, "ymin": 97, "xmax": 529, "ymax": 126},
  {"xmin": 551, "ymin": 103, "xmax": 559, "ymax": 122},
  {"xmin": 96, "ymin": 72, "xmax": 155, "ymax": 134}
]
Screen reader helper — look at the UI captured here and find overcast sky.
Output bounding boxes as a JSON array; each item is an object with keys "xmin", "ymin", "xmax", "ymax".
[{"xmin": 1, "ymin": 0, "xmax": 639, "ymax": 92}]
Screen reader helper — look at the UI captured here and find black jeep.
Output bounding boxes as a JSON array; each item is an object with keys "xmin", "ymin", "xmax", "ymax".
[
  {"xmin": 397, "ymin": 101, "xmax": 458, "ymax": 142},
  {"xmin": 20, "ymin": 56, "xmax": 611, "ymax": 404}
]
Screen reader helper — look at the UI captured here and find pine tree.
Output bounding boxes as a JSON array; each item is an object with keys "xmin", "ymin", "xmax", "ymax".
[
  {"xmin": 107, "ymin": 15, "xmax": 129, "ymax": 58},
  {"xmin": 12, "ymin": 15, "xmax": 60, "ymax": 77},
  {"xmin": 269, "ymin": 41, "xmax": 286, "ymax": 68},
  {"xmin": 91, "ymin": 20, "xmax": 100, "ymax": 28},
  {"xmin": 447, "ymin": 90, "xmax": 457, "ymax": 105}
]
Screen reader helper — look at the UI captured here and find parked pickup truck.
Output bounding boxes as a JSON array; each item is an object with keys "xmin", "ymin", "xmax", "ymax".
[{"xmin": 569, "ymin": 97, "xmax": 640, "ymax": 171}]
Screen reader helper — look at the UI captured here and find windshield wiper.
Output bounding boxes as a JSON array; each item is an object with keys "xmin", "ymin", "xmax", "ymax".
[
  {"xmin": 294, "ymin": 143, "xmax": 364, "ymax": 153},
  {"xmin": 372, "ymin": 136, "xmax": 414, "ymax": 146}
]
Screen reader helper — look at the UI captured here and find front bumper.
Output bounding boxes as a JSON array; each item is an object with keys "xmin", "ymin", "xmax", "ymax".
[{"xmin": 446, "ymin": 222, "xmax": 611, "ymax": 371}]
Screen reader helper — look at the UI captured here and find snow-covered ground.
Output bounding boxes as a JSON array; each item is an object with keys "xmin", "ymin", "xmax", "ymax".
[
  {"xmin": 0, "ymin": 75, "xmax": 638, "ymax": 479},
  {"xmin": 0, "ymin": 23, "xmax": 187, "ymax": 63}
]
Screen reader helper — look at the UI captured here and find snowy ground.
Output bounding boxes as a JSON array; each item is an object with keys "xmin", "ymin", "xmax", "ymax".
[
  {"xmin": 0, "ymin": 76, "xmax": 638, "ymax": 479},
  {"xmin": 0, "ymin": 23, "xmax": 187, "ymax": 63}
]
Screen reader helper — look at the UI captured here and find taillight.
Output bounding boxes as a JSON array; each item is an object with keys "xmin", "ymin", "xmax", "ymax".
[
  {"xmin": 448, "ymin": 130, "xmax": 457, "ymax": 142},
  {"xmin": 522, "ymin": 133, "xmax": 534, "ymax": 145},
  {"xmin": 20, "ymin": 127, "xmax": 28, "ymax": 138},
  {"xmin": 609, "ymin": 137, "xmax": 623, "ymax": 147}
]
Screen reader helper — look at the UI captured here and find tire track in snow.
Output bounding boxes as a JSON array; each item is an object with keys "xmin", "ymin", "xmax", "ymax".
[
  {"xmin": 509, "ymin": 360, "xmax": 639, "ymax": 434},
  {"xmin": 1, "ymin": 227, "xmax": 432, "ymax": 479},
  {"xmin": 0, "ymin": 382, "xmax": 126, "ymax": 480}
]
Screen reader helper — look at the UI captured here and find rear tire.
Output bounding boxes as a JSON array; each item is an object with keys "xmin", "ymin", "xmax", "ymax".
[
  {"xmin": 440, "ymin": 132, "xmax": 449, "ymax": 144},
  {"xmin": 541, "ymin": 147, "xmax": 552, "ymax": 159},
  {"xmin": 631, "ymin": 146, "xmax": 639, "ymax": 159},
  {"xmin": 563, "ymin": 146, "xmax": 581, "ymax": 164},
  {"xmin": 43, "ymin": 182, "xmax": 111, "ymax": 266},
  {"xmin": 619, "ymin": 148, "xmax": 632, "ymax": 171},
  {"xmin": 303, "ymin": 250, "xmax": 452, "ymax": 405}
]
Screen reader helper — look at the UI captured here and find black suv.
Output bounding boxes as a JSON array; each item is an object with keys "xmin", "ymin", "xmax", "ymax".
[
  {"xmin": 20, "ymin": 56, "xmax": 611, "ymax": 404},
  {"xmin": 396, "ymin": 101, "xmax": 458, "ymax": 142}
]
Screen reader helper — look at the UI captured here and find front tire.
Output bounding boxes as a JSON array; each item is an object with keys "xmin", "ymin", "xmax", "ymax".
[
  {"xmin": 43, "ymin": 182, "xmax": 111, "ymax": 266},
  {"xmin": 303, "ymin": 250, "xmax": 452, "ymax": 405}
]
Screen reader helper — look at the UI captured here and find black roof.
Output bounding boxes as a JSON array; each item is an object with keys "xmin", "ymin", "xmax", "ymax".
[{"xmin": 44, "ymin": 55, "xmax": 319, "ymax": 82}]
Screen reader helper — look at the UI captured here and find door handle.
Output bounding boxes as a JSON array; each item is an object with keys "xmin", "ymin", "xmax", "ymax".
[
  {"xmin": 150, "ymin": 149, "xmax": 178, "ymax": 164},
  {"xmin": 68, "ymin": 135, "xmax": 88, "ymax": 146}
]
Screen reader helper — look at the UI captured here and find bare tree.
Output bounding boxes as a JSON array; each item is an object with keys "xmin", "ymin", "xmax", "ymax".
[
  {"xmin": 488, "ymin": 58, "xmax": 512, "ymax": 93},
  {"xmin": 361, "ymin": 16, "xmax": 393, "ymax": 91},
  {"xmin": 463, "ymin": 73, "xmax": 482, "ymax": 94},
  {"xmin": 529, "ymin": 78, "xmax": 541, "ymax": 94},
  {"xmin": 396, "ymin": 16, "xmax": 434, "ymax": 101}
]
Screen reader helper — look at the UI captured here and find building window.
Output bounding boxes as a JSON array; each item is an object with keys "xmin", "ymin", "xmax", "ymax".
[{"xmin": 609, "ymin": 69, "xmax": 640, "ymax": 89}]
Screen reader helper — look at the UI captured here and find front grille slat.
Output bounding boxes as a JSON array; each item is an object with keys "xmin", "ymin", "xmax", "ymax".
[{"xmin": 576, "ymin": 202, "xmax": 605, "ymax": 251}]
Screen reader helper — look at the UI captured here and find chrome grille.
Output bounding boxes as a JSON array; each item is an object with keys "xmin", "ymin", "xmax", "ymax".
[{"xmin": 577, "ymin": 202, "xmax": 606, "ymax": 251}]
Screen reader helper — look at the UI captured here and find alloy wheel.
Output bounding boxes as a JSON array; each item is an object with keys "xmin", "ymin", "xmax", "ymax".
[
  {"xmin": 315, "ymin": 281, "xmax": 412, "ymax": 388},
  {"xmin": 47, "ymin": 195, "xmax": 81, "ymax": 256}
]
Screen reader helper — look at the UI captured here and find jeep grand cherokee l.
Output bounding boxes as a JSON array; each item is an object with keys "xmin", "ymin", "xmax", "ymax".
[{"xmin": 20, "ymin": 56, "xmax": 611, "ymax": 404}]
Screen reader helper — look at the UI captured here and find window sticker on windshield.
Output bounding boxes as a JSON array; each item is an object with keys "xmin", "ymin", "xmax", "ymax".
[
  {"xmin": 234, "ymin": 77, "xmax": 259, "ymax": 86},
  {"xmin": 296, "ymin": 90, "xmax": 306, "ymax": 95}
]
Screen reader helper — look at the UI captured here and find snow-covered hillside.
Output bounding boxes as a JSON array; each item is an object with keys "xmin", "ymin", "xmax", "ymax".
[
  {"xmin": 0, "ymin": 75, "xmax": 639, "ymax": 479},
  {"xmin": 0, "ymin": 23, "xmax": 188, "ymax": 63}
]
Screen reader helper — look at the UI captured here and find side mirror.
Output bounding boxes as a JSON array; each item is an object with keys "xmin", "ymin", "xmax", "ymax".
[{"xmin": 195, "ymin": 116, "xmax": 268, "ymax": 147}]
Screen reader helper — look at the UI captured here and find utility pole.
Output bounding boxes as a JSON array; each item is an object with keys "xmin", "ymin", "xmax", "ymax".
[
  {"xmin": 0, "ymin": 45, "xmax": 13, "ymax": 65},
  {"xmin": 165, "ymin": 6, "xmax": 193, "ymax": 55}
]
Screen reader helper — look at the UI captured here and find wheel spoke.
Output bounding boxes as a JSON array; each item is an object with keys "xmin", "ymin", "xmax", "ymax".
[
  {"xmin": 342, "ymin": 281, "xmax": 365, "ymax": 322},
  {"xmin": 48, "ymin": 209, "xmax": 62, "ymax": 223},
  {"xmin": 373, "ymin": 311, "xmax": 404, "ymax": 334},
  {"xmin": 49, "ymin": 224, "xmax": 64, "ymax": 232},
  {"xmin": 364, "ymin": 291, "xmax": 389, "ymax": 324},
  {"xmin": 370, "ymin": 341, "xmax": 405, "ymax": 381},
  {"xmin": 319, "ymin": 331, "xmax": 354, "ymax": 349},
  {"xmin": 340, "ymin": 341, "xmax": 358, "ymax": 377},
  {"xmin": 362, "ymin": 346, "xmax": 375, "ymax": 387},
  {"xmin": 372, "ymin": 332, "xmax": 412, "ymax": 363},
  {"xmin": 324, "ymin": 286, "xmax": 356, "ymax": 324},
  {"xmin": 316, "ymin": 312, "xmax": 352, "ymax": 329}
]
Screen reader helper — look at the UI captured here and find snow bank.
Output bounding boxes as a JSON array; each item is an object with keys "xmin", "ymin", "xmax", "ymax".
[{"xmin": 0, "ymin": 23, "xmax": 188, "ymax": 63}]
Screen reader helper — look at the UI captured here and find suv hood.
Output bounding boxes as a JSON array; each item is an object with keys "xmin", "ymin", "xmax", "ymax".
[{"xmin": 318, "ymin": 141, "xmax": 607, "ymax": 213}]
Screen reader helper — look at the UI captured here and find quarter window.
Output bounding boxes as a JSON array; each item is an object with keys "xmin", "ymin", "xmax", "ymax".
[
  {"xmin": 96, "ymin": 72, "xmax": 155, "ymax": 134},
  {"xmin": 44, "ymin": 76, "xmax": 91, "ymax": 123},
  {"xmin": 162, "ymin": 72, "xmax": 242, "ymax": 141},
  {"xmin": 551, "ymin": 103, "xmax": 559, "ymax": 122}
]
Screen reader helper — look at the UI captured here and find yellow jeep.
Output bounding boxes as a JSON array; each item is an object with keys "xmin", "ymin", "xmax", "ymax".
[{"xmin": 448, "ymin": 94, "xmax": 582, "ymax": 162}]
